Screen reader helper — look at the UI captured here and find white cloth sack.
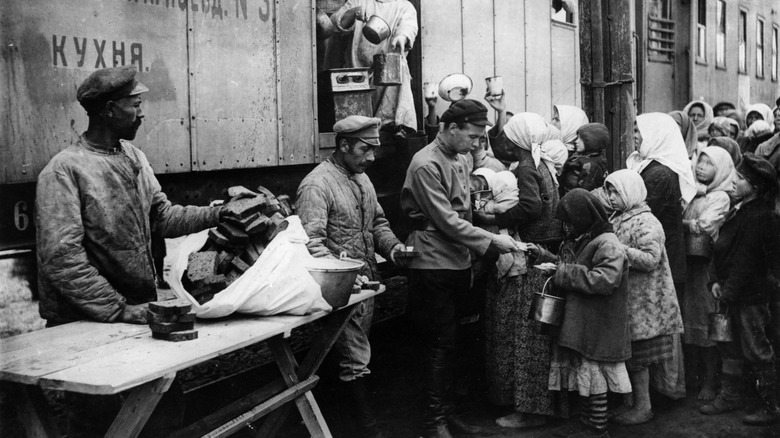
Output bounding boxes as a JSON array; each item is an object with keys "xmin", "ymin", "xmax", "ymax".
[{"xmin": 167, "ymin": 216, "xmax": 332, "ymax": 318}]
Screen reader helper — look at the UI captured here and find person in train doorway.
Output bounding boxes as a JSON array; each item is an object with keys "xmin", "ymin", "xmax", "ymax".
[
  {"xmin": 295, "ymin": 115, "xmax": 407, "ymax": 438},
  {"xmin": 401, "ymin": 99, "xmax": 522, "ymax": 438},
  {"xmin": 34, "ymin": 66, "xmax": 241, "ymax": 437},
  {"xmin": 330, "ymin": 0, "xmax": 418, "ymax": 135}
]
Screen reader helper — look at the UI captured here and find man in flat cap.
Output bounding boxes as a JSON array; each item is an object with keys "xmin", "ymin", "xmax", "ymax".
[
  {"xmin": 35, "ymin": 65, "xmax": 228, "ymax": 436},
  {"xmin": 295, "ymin": 115, "xmax": 405, "ymax": 438},
  {"xmin": 702, "ymin": 153, "xmax": 780, "ymax": 425},
  {"xmin": 401, "ymin": 99, "xmax": 521, "ymax": 438}
]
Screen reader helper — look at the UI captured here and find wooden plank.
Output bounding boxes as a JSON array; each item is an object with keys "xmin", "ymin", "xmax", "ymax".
[
  {"xmin": 204, "ymin": 376, "xmax": 319, "ymax": 438},
  {"xmin": 462, "ymin": 0, "xmax": 495, "ymax": 111},
  {"xmin": 420, "ymin": 0, "xmax": 464, "ymax": 120},
  {"xmin": 551, "ymin": 23, "xmax": 578, "ymax": 107},
  {"xmin": 28, "ymin": 291, "xmax": 381, "ymax": 395},
  {"xmin": 579, "ymin": 0, "xmax": 593, "ymax": 118},
  {"xmin": 523, "ymin": 0, "xmax": 553, "ymax": 118},
  {"xmin": 105, "ymin": 374, "xmax": 175, "ymax": 438},
  {"xmin": 15, "ymin": 384, "xmax": 63, "ymax": 438},
  {"xmin": 296, "ymin": 306, "xmax": 359, "ymax": 379},
  {"xmin": 494, "ymin": 0, "xmax": 526, "ymax": 112}
]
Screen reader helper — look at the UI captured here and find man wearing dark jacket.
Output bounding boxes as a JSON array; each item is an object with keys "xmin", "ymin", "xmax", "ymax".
[{"xmin": 701, "ymin": 153, "xmax": 780, "ymax": 426}]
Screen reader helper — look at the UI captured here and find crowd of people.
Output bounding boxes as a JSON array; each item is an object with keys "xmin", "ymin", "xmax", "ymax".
[{"xmin": 399, "ymin": 91, "xmax": 780, "ymax": 438}]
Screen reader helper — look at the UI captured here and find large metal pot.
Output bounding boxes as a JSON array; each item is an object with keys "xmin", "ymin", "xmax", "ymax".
[
  {"xmin": 362, "ymin": 15, "xmax": 390, "ymax": 44},
  {"xmin": 306, "ymin": 252, "xmax": 365, "ymax": 308},
  {"xmin": 529, "ymin": 277, "xmax": 565, "ymax": 326}
]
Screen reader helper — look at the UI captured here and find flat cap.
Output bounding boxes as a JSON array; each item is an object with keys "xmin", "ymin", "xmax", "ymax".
[
  {"xmin": 736, "ymin": 152, "xmax": 777, "ymax": 193},
  {"xmin": 333, "ymin": 116, "xmax": 381, "ymax": 146},
  {"xmin": 441, "ymin": 99, "xmax": 493, "ymax": 127},
  {"xmin": 77, "ymin": 66, "xmax": 149, "ymax": 114}
]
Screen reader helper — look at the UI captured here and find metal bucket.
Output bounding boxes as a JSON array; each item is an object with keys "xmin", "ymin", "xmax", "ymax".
[
  {"xmin": 362, "ymin": 15, "xmax": 391, "ymax": 44},
  {"xmin": 708, "ymin": 304, "xmax": 733, "ymax": 342},
  {"xmin": 306, "ymin": 252, "xmax": 365, "ymax": 308},
  {"xmin": 529, "ymin": 277, "xmax": 565, "ymax": 326},
  {"xmin": 373, "ymin": 52, "xmax": 402, "ymax": 85},
  {"xmin": 686, "ymin": 233, "xmax": 713, "ymax": 259}
]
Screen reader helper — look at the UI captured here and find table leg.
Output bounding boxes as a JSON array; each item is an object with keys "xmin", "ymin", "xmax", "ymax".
[
  {"xmin": 104, "ymin": 373, "xmax": 176, "ymax": 438},
  {"xmin": 255, "ymin": 305, "xmax": 358, "ymax": 438},
  {"xmin": 14, "ymin": 384, "xmax": 62, "ymax": 438}
]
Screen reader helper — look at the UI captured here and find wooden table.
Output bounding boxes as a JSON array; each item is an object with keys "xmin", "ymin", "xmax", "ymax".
[{"xmin": 0, "ymin": 288, "xmax": 383, "ymax": 438}]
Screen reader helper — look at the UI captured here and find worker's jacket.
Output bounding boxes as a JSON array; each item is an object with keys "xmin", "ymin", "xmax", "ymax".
[{"xmin": 36, "ymin": 138, "xmax": 220, "ymax": 324}]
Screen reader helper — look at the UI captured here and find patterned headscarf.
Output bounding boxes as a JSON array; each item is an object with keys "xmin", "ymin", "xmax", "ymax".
[
  {"xmin": 604, "ymin": 169, "xmax": 647, "ymax": 211},
  {"xmin": 708, "ymin": 116, "xmax": 740, "ymax": 140},
  {"xmin": 504, "ymin": 113, "xmax": 548, "ymax": 168},
  {"xmin": 628, "ymin": 112, "xmax": 697, "ymax": 204},
  {"xmin": 554, "ymin": 105, "xmax": 589, "ymax": 152},
  {"xmin": 668, "ymin": 111, "xmax": 699, "ymax": 157},
  {"xmin": 682, "ymin": 100, "xmax": 714, "ymax": 140}
]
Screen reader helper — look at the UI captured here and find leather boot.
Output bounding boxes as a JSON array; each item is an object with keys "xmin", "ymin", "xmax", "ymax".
[
  {"xmin": 742, "ymin": 367, "xmax": 780, "ymax": 426},
  {"xmin": 700, "ymin": 373, "xmax": 744, "ymax": 415},
  {"xmin": 344, "ymin": 378, "xmax": 385, "ymax": 438},
  {"xmin": 422, "ymin": 347, "xmax": 454, "ymax": 437}
]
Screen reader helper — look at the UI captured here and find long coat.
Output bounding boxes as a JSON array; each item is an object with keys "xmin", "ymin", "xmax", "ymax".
[{"xmin": 611, "ymin": 204, "xmax": 684, "ymax": 341}]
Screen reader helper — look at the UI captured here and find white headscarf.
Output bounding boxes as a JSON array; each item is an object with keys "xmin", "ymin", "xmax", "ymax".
[
  {"xmin": 682, "ymin": 100, "xmax": 714, "ymax": 139},
  {"xmin": 745, "ymin": 120, "xmax": 773, "ymax": 139},
  {"xmin": 554, "ymin": 105, "xmax": 589, "ymax": 151},
  {"xmin": 504, "ymin": 113, "xmax": 548, "ymax": 168},
  {"xmin": 540, "ymin": 139, "xmax": 568, "ymax": 186},
  {"xmin": 628, "ymin": 112, "xmax": 697, "ymax": 204},
  {"xmin": 696, "ymin": 146, "xmax": 735, "ymax": 194},
  {"xmin": 745, "ymin": 103, "xmax": 775, "ymax": 132},
  {"xmin": 604, "ymin": 169, "xmax": 647, "ymax": 211}
]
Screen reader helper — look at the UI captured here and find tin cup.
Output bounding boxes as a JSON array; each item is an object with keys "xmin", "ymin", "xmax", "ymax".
[
  {"xmin": 423, "ymin": 82, "xmax": 438, "ymax": 100},
  {"xmin": 485, "ymin": 76, "xmax": 503, "ymax": 97}
]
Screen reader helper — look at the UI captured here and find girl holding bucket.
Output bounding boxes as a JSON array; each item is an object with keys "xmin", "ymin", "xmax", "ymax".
[
  {"xmin": 529, "ymin": 189, "xmax": 632, "ymax": 437},
  {"xmin": 602, "ymin": 169, "xmax": 684, "ymax": 425},
  {"xmin": 680, "ymin": 147, "xmax": 734, "ymax": 401}
]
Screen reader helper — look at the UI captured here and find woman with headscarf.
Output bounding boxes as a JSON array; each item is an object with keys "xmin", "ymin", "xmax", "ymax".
[
  {"xmin": 755, "ymin": 105, "xmax": 780, "ymax": 188},
  {"xmin": 707, "ymin": 136, "xmax": 742, "ymax": 167},
  {"xmin": 708, "ymin": 116, "xmax": 740, "ymax": 141},
  {"xmin": 681, "ymin": 147, "xmax": 735, "ymax": 402},
  {"xmin": 628, "ymin": 112, "xmax": 696, "ymax": 296},
  {"xmin": 476, "ymin": 112, "xmax": 567, "ymax": 429},
  {"xmin": 540, "ymin": 139, "xmax": 569, "ymax": 188},
  {"xmin": 683, "ymin": 100, "xmax": 715, "ymax": 146},
  {"xmin": 552, "ymin": 105, "xmax": 590, "ymax": 153},
  {"xmin": 530, "ymin": 189, "xmax": 632, "ymax": 437},
  {"xmin": 602, "ymin": 169, "xmax": 683, "ymax": 425},
  {"xmin": 740, "ymin": 103, "xmax": 776, "ymax": 154},
  {"xmin": 668, "ymin": 111, "xmax": 699, "ymax": 159}
]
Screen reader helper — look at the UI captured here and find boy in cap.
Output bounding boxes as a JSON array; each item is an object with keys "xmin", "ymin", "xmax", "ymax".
[
  {"xmin": 295, "ymin": 115, "xmax": 406, "ymax": 438},
  {"xmin": 401, "ymin": 99, "xmax": 521, "ymax": 438},
  {"xmin": 702, "ymin": 153, "xmax": 780, "ymax": 426},
  {"xmin": 35, "ymin": 66, "xmax": 236, "ymax": 436}
]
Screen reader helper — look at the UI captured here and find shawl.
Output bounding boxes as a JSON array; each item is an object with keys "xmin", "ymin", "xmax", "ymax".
[
  {"xmin": 682, "ymin": 100, "xmax": 714, "ymax": 140},
  {"xmin": 697, "ymin": 146, "xmax": 735, "ymax": 193},
  {"xmin": 556, "ymin": 188, "xmax": 611, "ymax": 236},
  {"xmin": 504, "ymin": 112, "xmax": 548, "ymax": 168},
  {"xmin": 745, "ymin": 103, "xmax": 775, "ymax": 132},
  {"xmin": 628, "ymin": 112, "xmax": 697, "ymax": 204},
  {"xmin": 605, "ymin": 169, "xmax": 647, "ymax": 211},
  {"xmin": 707, "ymin": 136, "xmax": 742, "ymax": 166},
  {"xmin": 540, "ymin": 139, "xmax": 569, "ymax": 187},
  {"xmin": 668, "ymin": 110, "xmax": 699, "ymax": 157},
  {"xmin": 554, "ymin": 105, "xmax": 589, "ymax": 151},
  {"xmin": 709, "ymin": 116, "xmax": 740, "ymax": 139}
]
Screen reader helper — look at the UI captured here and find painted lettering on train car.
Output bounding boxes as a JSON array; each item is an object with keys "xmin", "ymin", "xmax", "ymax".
[
  {"xmin": 51, "ymin": 36, "xmax": 144, "ymax": 71},
  {"xmin": 124, "ymin": 0, "xmax": 272, "ymax": 22}
]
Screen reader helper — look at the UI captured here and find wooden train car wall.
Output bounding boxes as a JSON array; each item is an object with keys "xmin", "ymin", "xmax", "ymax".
[
  {"xmin": 1, "ymin": 0, "xmax": 317, "ymax": 187},
  {"xmin": 637, "ymin": 0, "xmax": 780, "ymax": 113},
  {"xmin": 421, "ymin": 1, "xmax": 582, "ymax": 122}
]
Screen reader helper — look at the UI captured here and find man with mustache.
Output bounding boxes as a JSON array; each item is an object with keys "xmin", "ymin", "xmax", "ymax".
[{"xmin": 295, "ymin": 115, "xmax": 406, "ymax": 438}]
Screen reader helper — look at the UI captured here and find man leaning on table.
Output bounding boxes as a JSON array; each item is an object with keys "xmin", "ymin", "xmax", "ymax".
[
  {"xmin": 296, "ymin": 115, "xmax": 406, "ymax": 438},
  {"xmin": 34, "ymin": 66, "xmax": 239, "ymax": 437}
]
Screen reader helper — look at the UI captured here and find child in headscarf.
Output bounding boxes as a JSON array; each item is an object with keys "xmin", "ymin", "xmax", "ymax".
[
  {"xmin": 628, "ymin": 113, "xmax": 696, "ymax": 292},
  {"xmin": 708, "ymin": 116, "xmax": 740, "ymax": 141},
  {"xmin": 680, "ymin": 147, "xmax": 734, "ymax": 401},
  {"xmin": 530, "ymin": 189, "xmax": 631, "ymax": 438},
  {"xmin": 707, "ymin": 136, "xmax": 742, "ymax": 167},
  {"xmin": 700, "ymin": 153, "xmax": 780, "ymax": 426},
  {"xmin": 540, "ymin": 139, "xmax": 569, "ymax": 188},
  {"xmin": 668, "ymin": 110, "xmax": 699, "ymax": 159},
  {"xmin": 603, "ymin": 169, "xmax": 684, "ymax": 426},
  {"xmin": 560, "ymin": 123, "xmax": 610, "ymax": 196},
  {"xmin": 552, "ymin": 105, "xmax": 590, "ymax": 153},
  {"xmin": 683, "ymin": 100, "xmax": 715, "ymax": 145},
  {"xmin": 472, "ymin": 168, "xmax": 519, "ymax": 214}
]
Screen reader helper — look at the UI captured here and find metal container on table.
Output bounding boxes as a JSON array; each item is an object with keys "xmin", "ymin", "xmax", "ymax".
[{"xmin": 306, "ymin": 252, "xmax": 366, "ymax": 308}]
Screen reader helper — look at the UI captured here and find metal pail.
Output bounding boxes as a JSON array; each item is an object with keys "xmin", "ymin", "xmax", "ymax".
[
  {"xmin": 530, "ymin": 277, "xmax": 565, "ymax": 326},
  {"xmin": 362, "ymin": 15, "xmax": 391, "ymax": 44},
  {"xmin": 373, "ymin": 52, "xmax": 402, "ymax": 86},
  {"xmin": 686, "ymin": 233, "xmax": 713, "ymax": 259},
  {"xmin": 708, "ymin": 304, "xmax": 733, "ymax": 342}
]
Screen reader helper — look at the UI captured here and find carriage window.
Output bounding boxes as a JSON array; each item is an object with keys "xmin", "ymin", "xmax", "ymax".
[
  {"xmin": 551, "ymin": 0, "xmax": 575, "ymax": 25},
  {"xmin": 696, "ymin": 0, "xmax": 706, "ymax": 62},
  {"xmin": 773, "ymin": 26, "xmax": 778, "ymax": 82},
  {"xmin": 648, "ymin": 0, "xmax": 674, "ymax": 62},
  {"xmin": 738, "ymin": 10, "xmax": 747, "ymax": 73},
  {"xmin": 756, "ymin": 18, "xmax": 765, "ymax": 78},
  {"xmin": 716, "ymin": 1, "xmax": 726, "ymax": 67}
]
